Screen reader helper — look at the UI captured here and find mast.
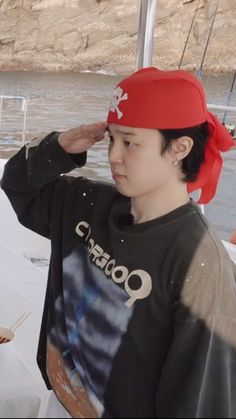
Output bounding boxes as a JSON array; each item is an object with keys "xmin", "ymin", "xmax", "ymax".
[
  {"xmin": 195, "ymin": 0, "xmax": 220, "ymax": 79},
  {"xmin": 178, "ymin": 0, "xmax": 200, "ymax": 69},
  {"xmin": 136, "ymin": 0, "xmax": 157, "ymax": 69}
]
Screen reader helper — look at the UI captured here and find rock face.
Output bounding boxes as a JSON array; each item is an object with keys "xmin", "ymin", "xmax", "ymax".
[{"xmin": 0, "ymin": 0, "xmax": 235, "ymax": 74}]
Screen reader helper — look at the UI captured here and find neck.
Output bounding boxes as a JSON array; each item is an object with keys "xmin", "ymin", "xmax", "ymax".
[{"xmin": 130, "ymin": 183, "xmax": 190, "ymax": 224}]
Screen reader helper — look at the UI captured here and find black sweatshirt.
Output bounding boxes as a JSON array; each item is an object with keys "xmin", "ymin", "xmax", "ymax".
[{"xmin": 1, "ymin": 132, "xmax": 236, "ymax": 418}]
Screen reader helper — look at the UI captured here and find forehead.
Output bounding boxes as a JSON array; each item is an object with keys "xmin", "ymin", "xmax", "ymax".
[
  {"xmin": 108, "ymin": 123, "xmax": 140, "ymax": 136},
  {"xmin": 108, "ymin": 124, "xmax": 162, "ymax": 140}
]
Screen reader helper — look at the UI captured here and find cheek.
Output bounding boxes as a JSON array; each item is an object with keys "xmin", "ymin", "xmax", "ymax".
[
  {"xmin": 128, "ymin": 158, "xmax": 159, "ymax": 187},
  {"xmin": 135, "ymin": 153, "xmax": 160, "ymax": 173},
  {"xmin": 140, "ymin": 156, "xmax": 171, "ymax": 182}
]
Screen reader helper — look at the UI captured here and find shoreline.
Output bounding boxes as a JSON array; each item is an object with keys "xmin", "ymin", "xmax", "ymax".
[
  {"xmin": 0, "ymin": 63, "xmax": 236, "ymax": 77},
  {"xmin": 0, "ymin": 67, "xmax": 236, "ymax": 77}
]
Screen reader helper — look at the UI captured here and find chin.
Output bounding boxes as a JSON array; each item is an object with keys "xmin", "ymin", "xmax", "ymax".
[
  {"xmin": 116, "ymin": 185, "xmax": 139, "ymax": 198},
  {"xmin": 115, "ymin": 184, "xmax": 132, "ymax": 197}
]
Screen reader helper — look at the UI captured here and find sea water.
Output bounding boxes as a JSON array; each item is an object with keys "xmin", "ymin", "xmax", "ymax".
[{"xmin": 0, "ymin": 70, "xmax": 235, "ymax": 241}]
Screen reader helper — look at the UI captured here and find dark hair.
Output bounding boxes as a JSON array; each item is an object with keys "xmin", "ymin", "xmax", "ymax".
[{"xmin": 159, "ymin": 122, "xmax": 209, "ymax": 182}]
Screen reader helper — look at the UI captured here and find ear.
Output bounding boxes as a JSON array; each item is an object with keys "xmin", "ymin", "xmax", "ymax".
[{"xmin": 170, "ymin": 136, "xmax": 193, "ymax": 161}]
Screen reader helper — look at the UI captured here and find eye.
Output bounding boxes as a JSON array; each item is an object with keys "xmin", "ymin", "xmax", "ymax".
[
  {"xmin": 124, "ymin": 140, "xmax": 131, "ymax": 146},
  {"xmin": 124, "ymin": 140, "xmax": 136, "ymax": 148}
]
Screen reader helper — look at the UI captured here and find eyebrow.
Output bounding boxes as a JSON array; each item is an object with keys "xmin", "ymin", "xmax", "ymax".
[{"xmin": 107, "ymin": 127, "xmax": 137, "ymax": 136}]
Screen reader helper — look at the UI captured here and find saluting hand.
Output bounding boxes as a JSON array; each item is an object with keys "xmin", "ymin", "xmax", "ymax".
[{"xmin": 58, "ymin": 121, "xmax": 108, "ymax": 154}]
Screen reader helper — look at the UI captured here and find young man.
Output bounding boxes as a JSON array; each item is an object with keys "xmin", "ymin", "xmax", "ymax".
[{"xmin": 1, "ymin": 67, "xmax": 236, "ymax": 418}]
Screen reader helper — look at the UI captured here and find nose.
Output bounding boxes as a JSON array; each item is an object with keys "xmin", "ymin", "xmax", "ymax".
[{"xmin": 108, "ymin": 140, "xmax": 123, "ymax": 165}]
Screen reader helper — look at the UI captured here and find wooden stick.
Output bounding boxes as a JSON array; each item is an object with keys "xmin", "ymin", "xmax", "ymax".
[
  {"xmin": 11, "ymin": 311, "xmax": 32, "ymax": 332},
  {"xmin": 0, "ymin": 311, "xmax": 32, "ymax": 344},
  {"xmin": 9, "ymin": 311, "xmax": 27, "ymax": 331}
]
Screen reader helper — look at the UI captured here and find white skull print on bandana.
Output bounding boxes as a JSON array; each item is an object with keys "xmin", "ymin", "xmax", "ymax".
[{"xmin": 109, "ymin": 87, "xmax": 128, "ymax": 119}]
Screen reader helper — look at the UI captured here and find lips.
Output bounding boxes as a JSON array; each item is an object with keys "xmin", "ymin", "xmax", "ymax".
[
  {"xmin": 112, "ymin": 172, "xmax": 125, "ymax": 180},
  {"xmin": 112, "ymin": 172, "xmax": 123, "ymax": 176}
]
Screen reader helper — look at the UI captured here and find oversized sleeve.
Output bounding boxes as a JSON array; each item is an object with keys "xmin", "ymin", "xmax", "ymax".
[
  {"xmin": 1, "ymin": 132, "xmax": 86, "ymax": 239},
  {"xmin": 155, "ymin": 230, "xmax": 236, "ymax": 418}
]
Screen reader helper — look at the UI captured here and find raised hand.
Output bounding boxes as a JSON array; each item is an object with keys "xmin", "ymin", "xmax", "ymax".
[{"xmin": 58, "ymin": 121, "xmax": 108, "ymax": 154}]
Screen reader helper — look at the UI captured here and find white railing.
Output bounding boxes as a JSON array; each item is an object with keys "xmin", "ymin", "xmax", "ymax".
[
  {"xmin": 207, "ymin": 103, "xmax": 236, "ymax": 113},
  {"xmin": 207, "ymin": 102, "xmax": 236, "ymax": 137},
  {"xmin": 0, "ymin": 95, "xmax": 27, "ymax": 145}
]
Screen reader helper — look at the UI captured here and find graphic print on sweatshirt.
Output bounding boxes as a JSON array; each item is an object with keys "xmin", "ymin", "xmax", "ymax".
[
  {"xmin": 76, "ymin": 220, "xmax": 153, "ymax": 307},
  {"xmin": 47, "ymin": 243, "xmax": 133, "ymax": 417}
]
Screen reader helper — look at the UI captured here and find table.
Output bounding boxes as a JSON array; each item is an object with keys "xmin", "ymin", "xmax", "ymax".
[
  {"xmin": 0, "ymin": 243, "xmax": 71, "ymax": 418},
  {"xmin": 0, "ymin": 241, "xmax": 49, "ymax": 418}
]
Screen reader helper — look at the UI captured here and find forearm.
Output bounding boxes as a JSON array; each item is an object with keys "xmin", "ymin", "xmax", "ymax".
[
  {"xmin": 1, "ymin": 132, "xmax": 86, "ymax": 192},
  {"xmin": 1, "ymin": 121, "xmax": 106, "ymax": 236},
  {"xmin": 0, "ymin": 131, "xmax": 86, "ymax": 237}
]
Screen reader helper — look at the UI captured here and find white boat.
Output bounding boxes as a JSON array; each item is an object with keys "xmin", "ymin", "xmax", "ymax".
[
  {"xmin": 0, "ymin": 0, "xmax": 235, "ymax": 264},
  {"xmin": 0, "ymin": 2, "xmax": 235, "ymax": 417}
]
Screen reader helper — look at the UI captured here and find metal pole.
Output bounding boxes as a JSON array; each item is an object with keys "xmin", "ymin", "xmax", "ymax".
[
  {"xmin": 0, "ymin": 98, "xmax": 3, "ymax": 138},
  {"xmin": 136, "ymin": 0, "xmax": 157, "ymax": 69},
  {"xmin": 222, "ymin": 71, "xmax": 236, "ymax": 124},
  {"xmin": 22, "ymin": 98, "xmax": 27, "ymax": 145}
]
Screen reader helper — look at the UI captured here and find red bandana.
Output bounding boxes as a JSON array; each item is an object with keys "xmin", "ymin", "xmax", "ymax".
[{"xmin": 107, "ymin": 67, "xmax": 235, "ymax": 203}]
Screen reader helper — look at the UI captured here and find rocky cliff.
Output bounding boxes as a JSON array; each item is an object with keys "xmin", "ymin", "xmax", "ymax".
[{"xmin": 0, "ymin": 0, "xmax": 235, "ymax": 74}]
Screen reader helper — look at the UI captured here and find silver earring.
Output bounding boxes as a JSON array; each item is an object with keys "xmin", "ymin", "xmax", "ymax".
[{"xmin": 173, "ymin": 160, "xmax": 178, "ymax": 166}]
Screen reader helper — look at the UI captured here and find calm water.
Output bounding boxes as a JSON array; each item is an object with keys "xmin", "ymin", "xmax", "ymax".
[{"xmin": 0, "ymin": 70, "xmax": 235, "ymax": 240}]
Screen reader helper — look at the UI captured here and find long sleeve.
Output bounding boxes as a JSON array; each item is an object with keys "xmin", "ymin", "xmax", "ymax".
[
  {"xmin": 1, "ymin": 132, "xmax": 86, "ymax": 239},
  {"xmin": 155, "ymin": 227, "xmax": 236, "ymax": 418}
]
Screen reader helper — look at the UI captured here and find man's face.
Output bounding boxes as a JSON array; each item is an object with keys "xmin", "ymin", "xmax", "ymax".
[{"xmin": 107, "ymin": 123, "xmax": 178, "ymax": 199}]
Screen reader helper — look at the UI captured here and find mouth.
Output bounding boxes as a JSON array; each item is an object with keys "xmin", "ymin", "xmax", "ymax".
[{"xmin": 112, "ymin": 172, "xmax": 126, "ymax": 181}]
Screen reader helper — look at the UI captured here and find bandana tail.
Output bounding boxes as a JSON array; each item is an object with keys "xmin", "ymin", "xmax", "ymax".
[{"xmin": 187, "ymin": 111, "xmax": 235, "ymax": 204}]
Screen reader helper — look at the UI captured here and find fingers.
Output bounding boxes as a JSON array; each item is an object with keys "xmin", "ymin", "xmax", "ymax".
[
  {"xmin": 79, "ymin": 121, "xmax": 108, "ymax": 144},
  {"xmin": 80, "ymin": 121, "xmax": 108, "ymax": 137},
  {"xmin": 58, "ymin": 121, "xmax": 108, "ymax": 154},
  {"xmin": 94, "ymin": 134, "xmax": 106, "ymax": 143},
  {"xmin": 90, "ymin": 121, "xmax": 108, "ymax": 131}
]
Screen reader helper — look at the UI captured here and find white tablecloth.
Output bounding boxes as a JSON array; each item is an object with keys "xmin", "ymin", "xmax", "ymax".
[
  {"xmin": 0, "ymin": 243, "xmax": 72, "ymax": 418},
  {"xmin": 0, "ymin": 241, "xmax": 50, "ymax": 418}
]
